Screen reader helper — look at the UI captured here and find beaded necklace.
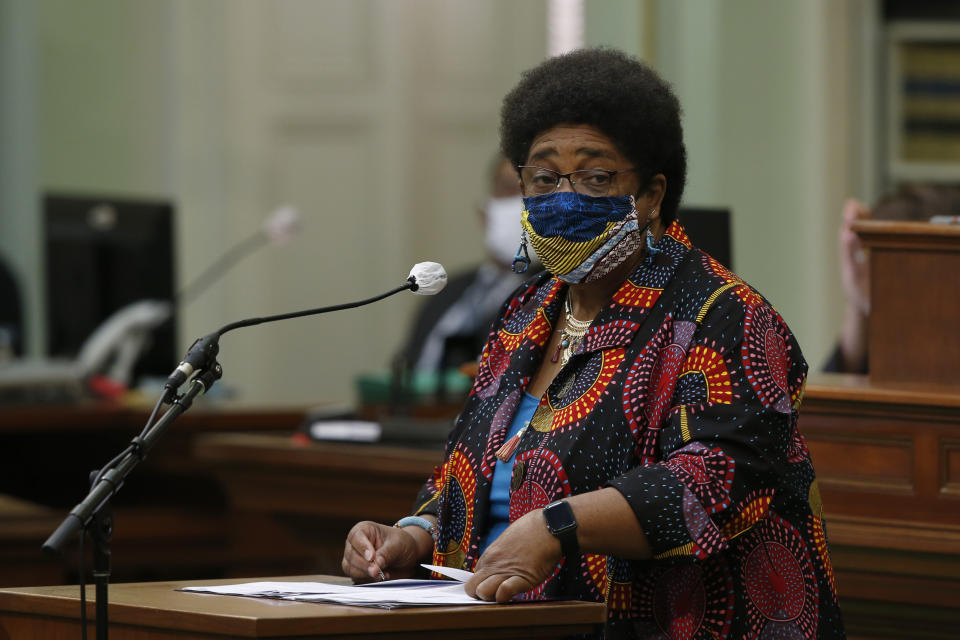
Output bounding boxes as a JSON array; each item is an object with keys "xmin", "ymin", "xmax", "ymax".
[
  {"xmin": 551, "ymin": 295, "xmax": 591, "ymax": 367},
  {"xmin": 494, "ymin": 295, "xmax": 594, "ymax": 464}
]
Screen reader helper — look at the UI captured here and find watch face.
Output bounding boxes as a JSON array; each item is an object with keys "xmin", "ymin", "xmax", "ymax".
[{"xmin": 545, "ymin": 501, "xmax": 576, "ymax": 532}]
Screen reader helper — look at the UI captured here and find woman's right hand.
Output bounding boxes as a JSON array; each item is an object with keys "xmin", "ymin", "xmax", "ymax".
[{"xmin": 341, "ymin": 521, "xmax": 423, "ymax": 583}]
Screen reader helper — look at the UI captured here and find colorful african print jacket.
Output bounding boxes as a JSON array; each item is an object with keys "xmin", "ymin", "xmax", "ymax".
[{"xmin": 412, "ymin": 221, "xmax": 845, "ymax": 639}]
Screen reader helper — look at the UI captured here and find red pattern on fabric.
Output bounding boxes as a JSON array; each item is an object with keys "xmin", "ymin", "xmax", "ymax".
[
  {"xmin": 613, "ymin": 281, "xmax": 662, "ymax": 308},
  {"xmin": 679, "ymin": 344, "xmax": 734, "ymax": 406},
  {"xmin": 637, "ymin": 560, "xmax": 735, "ymax": 640},
  {"xmin": 622, "ymin": 317, "xmax": 697, "ymax": 464},
  {"xmin": 622, "ymin": 319, "xmax": 671, "ymax": 441},
  {"xmin": 583, "ymin": 553, "xmax": 609, "ymax": 601},
  {"xmin": 807, "ymin": 482, "xmax": 838, "ymax": 601},
  {"xmin": 788, "ymin": 428, "xmax": 811, "ymax": 464},
  {"xmin": 509, "ymin": 447, "xmax": 570, "ymax": 521},
  {"xmin": 808, "ymin": 513, "xmax": 838, "ymax": 602},
  {"xmin": 589, "ymin": 555, "xmax": 635, "ymax": 616},
  {"xmin": 431, "ymin": 449, "xmax": 477, "ymax": 570},
  {"xmin": 733, "ymin": 283, "xmax": 765, "ymax": 308},
  {"xmin": 738, "ymin": 513, "xmax": 820, "ymax": 639},
  {"xmin": 742, "ymin": 304, "xmax": 795, "ymax": 414},
  {"xmin": 700, "ymin": 254, "xmax": 768, "ymax": 312},
  {"xmin": 654, "ymin": 564, "xmax": 706, "ymax": 637},
  {"xmin": 664, "ymin": 221, "xmax": 692, "ymax": 248},
  {"xmin": 579, "ymin": 319, "xmax": 641, "ymax": 352},
  {"xmin": 664, "ymin": 444, "xmax": 735, "ymax": 516},
  {"xmin": 721, "ymin": 489, "xmax": 775, "ymax": 541},
  {"xmin": 540, "ymin": 349, "xmax": 625, "ymax": 433}
]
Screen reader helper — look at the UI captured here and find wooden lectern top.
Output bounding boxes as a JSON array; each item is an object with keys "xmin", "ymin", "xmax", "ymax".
[
  {"xmin": 0, "ymin": 575, "xmax": 606, "ymax": 639},
  {"xmin": 851, "ymin": 219, "xmax": 960, "ymax": 251}
]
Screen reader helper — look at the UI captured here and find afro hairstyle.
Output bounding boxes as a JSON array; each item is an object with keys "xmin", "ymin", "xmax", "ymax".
[{"xmin": 500, "ymin": 47, "xmax": 687, "ymax": 224}]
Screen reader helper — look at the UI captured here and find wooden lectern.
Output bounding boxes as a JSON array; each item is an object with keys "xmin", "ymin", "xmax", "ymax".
[
  {"xmin": 793, "ymin": 219, "xmax": 960, "ymax": 638},
  {"xmin": 853, "ymin": 220, "xmax": 960, "ymax": 387},
  {"xmin": 0, "ymin": 575, "xmax": 606, "ymax": 639}
]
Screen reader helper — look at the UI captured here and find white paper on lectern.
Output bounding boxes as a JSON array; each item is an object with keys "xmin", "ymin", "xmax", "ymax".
[
  {"xmin": 179, "ymin": 573, "xmax": 490, "ymax": 608},
  {"xmin": 421, "ymin": 564, "xmax": 474, "ymax": 582}
]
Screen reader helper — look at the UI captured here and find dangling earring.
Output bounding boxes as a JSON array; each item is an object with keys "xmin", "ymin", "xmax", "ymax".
[
  {"xmin": 512, "ymin": 229, "xmax": 531, "ymax": 273},
  {"xmin": 645, "ymin": 229, "xmax": 660, "ymax": 255},
  {"xmin": 644, "ymin": 209, "xmax": 661, "ymax": 262}
]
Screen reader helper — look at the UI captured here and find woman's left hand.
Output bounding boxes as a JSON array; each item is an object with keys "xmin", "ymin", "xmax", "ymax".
[{"xmin": 464, "ymin": 508, "xmax": 562, "ymax": 603}]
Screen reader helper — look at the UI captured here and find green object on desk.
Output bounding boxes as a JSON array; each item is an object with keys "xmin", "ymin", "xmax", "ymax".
[{"xmin": 355, "ymin": 369, "xmax": 472, "ymax": 404}]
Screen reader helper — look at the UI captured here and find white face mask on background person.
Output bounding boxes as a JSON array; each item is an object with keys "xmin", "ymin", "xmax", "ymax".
[{"xmin": 484, "ymin": 196, "xmax": 525, "ymax": 267}]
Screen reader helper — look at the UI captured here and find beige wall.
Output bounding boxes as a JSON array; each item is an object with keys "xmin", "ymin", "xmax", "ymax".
[
  {"xmin": 169, "ymin": 0, "xmax": 546, "ymax": 405},
  {"xmin": 657, "ymin": 0, "xmax": 875, "ymax": 373},
  {"xmin": 7, "ymin": 0, "xmax": 877, "ymax": 404},
  {"xmin": 0, "ymin": 0, "xmax": 40, "ymax": 354},
  {"xmin": 31, "ymin": 0, "xmax": 548, "ymax": 405}
]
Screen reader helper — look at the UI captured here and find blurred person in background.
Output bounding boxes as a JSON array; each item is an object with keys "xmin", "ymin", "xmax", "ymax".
[
  {"xmin": 398, "ymin": 154, "xmax": 531, "ymax": 376},
  {"xmin": 827, "ymin": 184, "xmax": 960, "ymax": 373}
]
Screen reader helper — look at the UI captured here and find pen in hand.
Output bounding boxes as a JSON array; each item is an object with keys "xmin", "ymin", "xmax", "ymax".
[{"xmin": 363, "ymin": 545, "xmax": 386, "ymax": 582}]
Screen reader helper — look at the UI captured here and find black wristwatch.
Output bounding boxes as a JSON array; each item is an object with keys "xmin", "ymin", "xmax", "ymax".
[{"xmin": 543, "ymin": 500, "xmax": 579, "ymax": 557}]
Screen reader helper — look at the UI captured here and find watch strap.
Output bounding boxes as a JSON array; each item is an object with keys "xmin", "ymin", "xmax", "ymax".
[{"xmin": 543, "ymin": 500, "xmax": 579, "ymax": 557}]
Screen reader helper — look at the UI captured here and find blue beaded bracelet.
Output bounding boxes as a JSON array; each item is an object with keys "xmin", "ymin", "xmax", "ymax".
[{"xmin": 394, "ymin": 516, "xmax": 438, "ymax": 542}]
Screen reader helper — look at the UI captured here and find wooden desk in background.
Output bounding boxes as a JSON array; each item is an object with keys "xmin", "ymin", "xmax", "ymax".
[
  {"xmin": 0, "ymin": 402, "xmax": 307, "ymax": 587},
  {"xmin": 191, "ymin": 434, "xmax": 439, "ymax": 578},
  {"xmin": 0, "ymin": 575, "xmax": 606, "ymax": 639},
  {"xmin": 800, "ymin": 375, "xmax": 960, "ymax": 639}
]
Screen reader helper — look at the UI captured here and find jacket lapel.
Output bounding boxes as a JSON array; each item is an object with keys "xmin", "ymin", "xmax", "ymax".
[{"xmin": 573, "ymin": 221, "xmax": 693, "ymax": 357}]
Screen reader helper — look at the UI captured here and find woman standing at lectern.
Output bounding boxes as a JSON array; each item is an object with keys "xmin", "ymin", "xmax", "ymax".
[{"xmin": 342, "ymin": 48, "xmax": 844, "ymax": 639}]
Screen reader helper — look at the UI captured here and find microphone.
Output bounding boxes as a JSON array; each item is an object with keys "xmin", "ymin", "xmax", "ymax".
[
  {"xmin": 163, "ymin": 262, "xmax": 447, "ymax": 395},
  {"xmin": 408, "ymin": 261, "xmax": 448, "ymax": 295},
  {"xmin": 175, "ymin": 205, "xmax": 302, "ymax": 305}
]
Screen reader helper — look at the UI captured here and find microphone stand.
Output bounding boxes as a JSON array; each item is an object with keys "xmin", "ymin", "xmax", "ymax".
[
  {"xmin": 42, "ymin": 275, "xmax": 424, "ymax": 639},
  {"xmin": 89, "ymin": 471, "xmax": 112, "ymax": 640},
  {"xmin": 43, "ymin": 366, "xmax": 221, "ymax": 640}
]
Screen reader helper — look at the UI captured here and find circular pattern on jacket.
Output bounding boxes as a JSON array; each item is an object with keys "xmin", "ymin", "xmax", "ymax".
[
  {"xmin": 744, "ymin": 542, "xmax": 805, "ymax": 621},
  {"xmin": 438, "ymin": 478, "xmax": 467, "ymax": 552},
  {"xmin": 645, "ymin": 343, "xmax": 686, "ymax": 423},
  {"xmin": 534, "ymin": 349, "xmax": 625, "ymax": 433},
  {"xmin": 676, "ymin": 345, "xmax": 734, "ymax": 408},
  {"xmin": 509, "ymin": 448, "xmax": 569, "ymax": 522},
  {"xmin": 502, "ymin": 291, "xmax": 543, "ymax": 334},
  {"xmin": 622, "ymin": 319, "xmax": 672, "ymax": 437},
  {"xmin": 435, "ymin": 450, "xmax": 476, "ymax": 566},
  {"xmin": 663, "ymin": 444, "xmax": 736, "ymax": 516},
  {"xmin": 654, "ymin": 564, "xmax": 706, "ymax": 637},
  {"xmin": 636, "ymin": 558, "xmax": 734, "ymax": 639},
  {"xmin": 551, "ymin": 352, "xmax": 603, "ymax": 408},
  {"xmin": 631, "ymin": 235, "xmax": 688, "ymax": 289},
  {"xmin": 582, "ymin": 554, "xmax": 633, "ymax": 615},
  {"xmin": 742, "ymin": 304, "xmax": 794, "ymax": 413},
  {"xmin": 738, "ymin": 512, "xmax": 819, "ymax": 639}
]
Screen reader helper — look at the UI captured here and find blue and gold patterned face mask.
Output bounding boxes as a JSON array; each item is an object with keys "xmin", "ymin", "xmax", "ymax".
[{"xmin": 517, "ymin": 192, "xmax": 644, "ymax": 284}]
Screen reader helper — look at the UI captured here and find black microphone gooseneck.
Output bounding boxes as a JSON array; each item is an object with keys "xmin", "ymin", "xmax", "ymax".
[{"xmin": 161, "ymin": 277, "xmax": 419, "ymax": 396}]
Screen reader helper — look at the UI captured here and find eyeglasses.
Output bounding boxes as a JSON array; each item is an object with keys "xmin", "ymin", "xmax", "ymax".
[{"xmin": 518, "ymin": 165, "xmax": 639, "ymax": 197}]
